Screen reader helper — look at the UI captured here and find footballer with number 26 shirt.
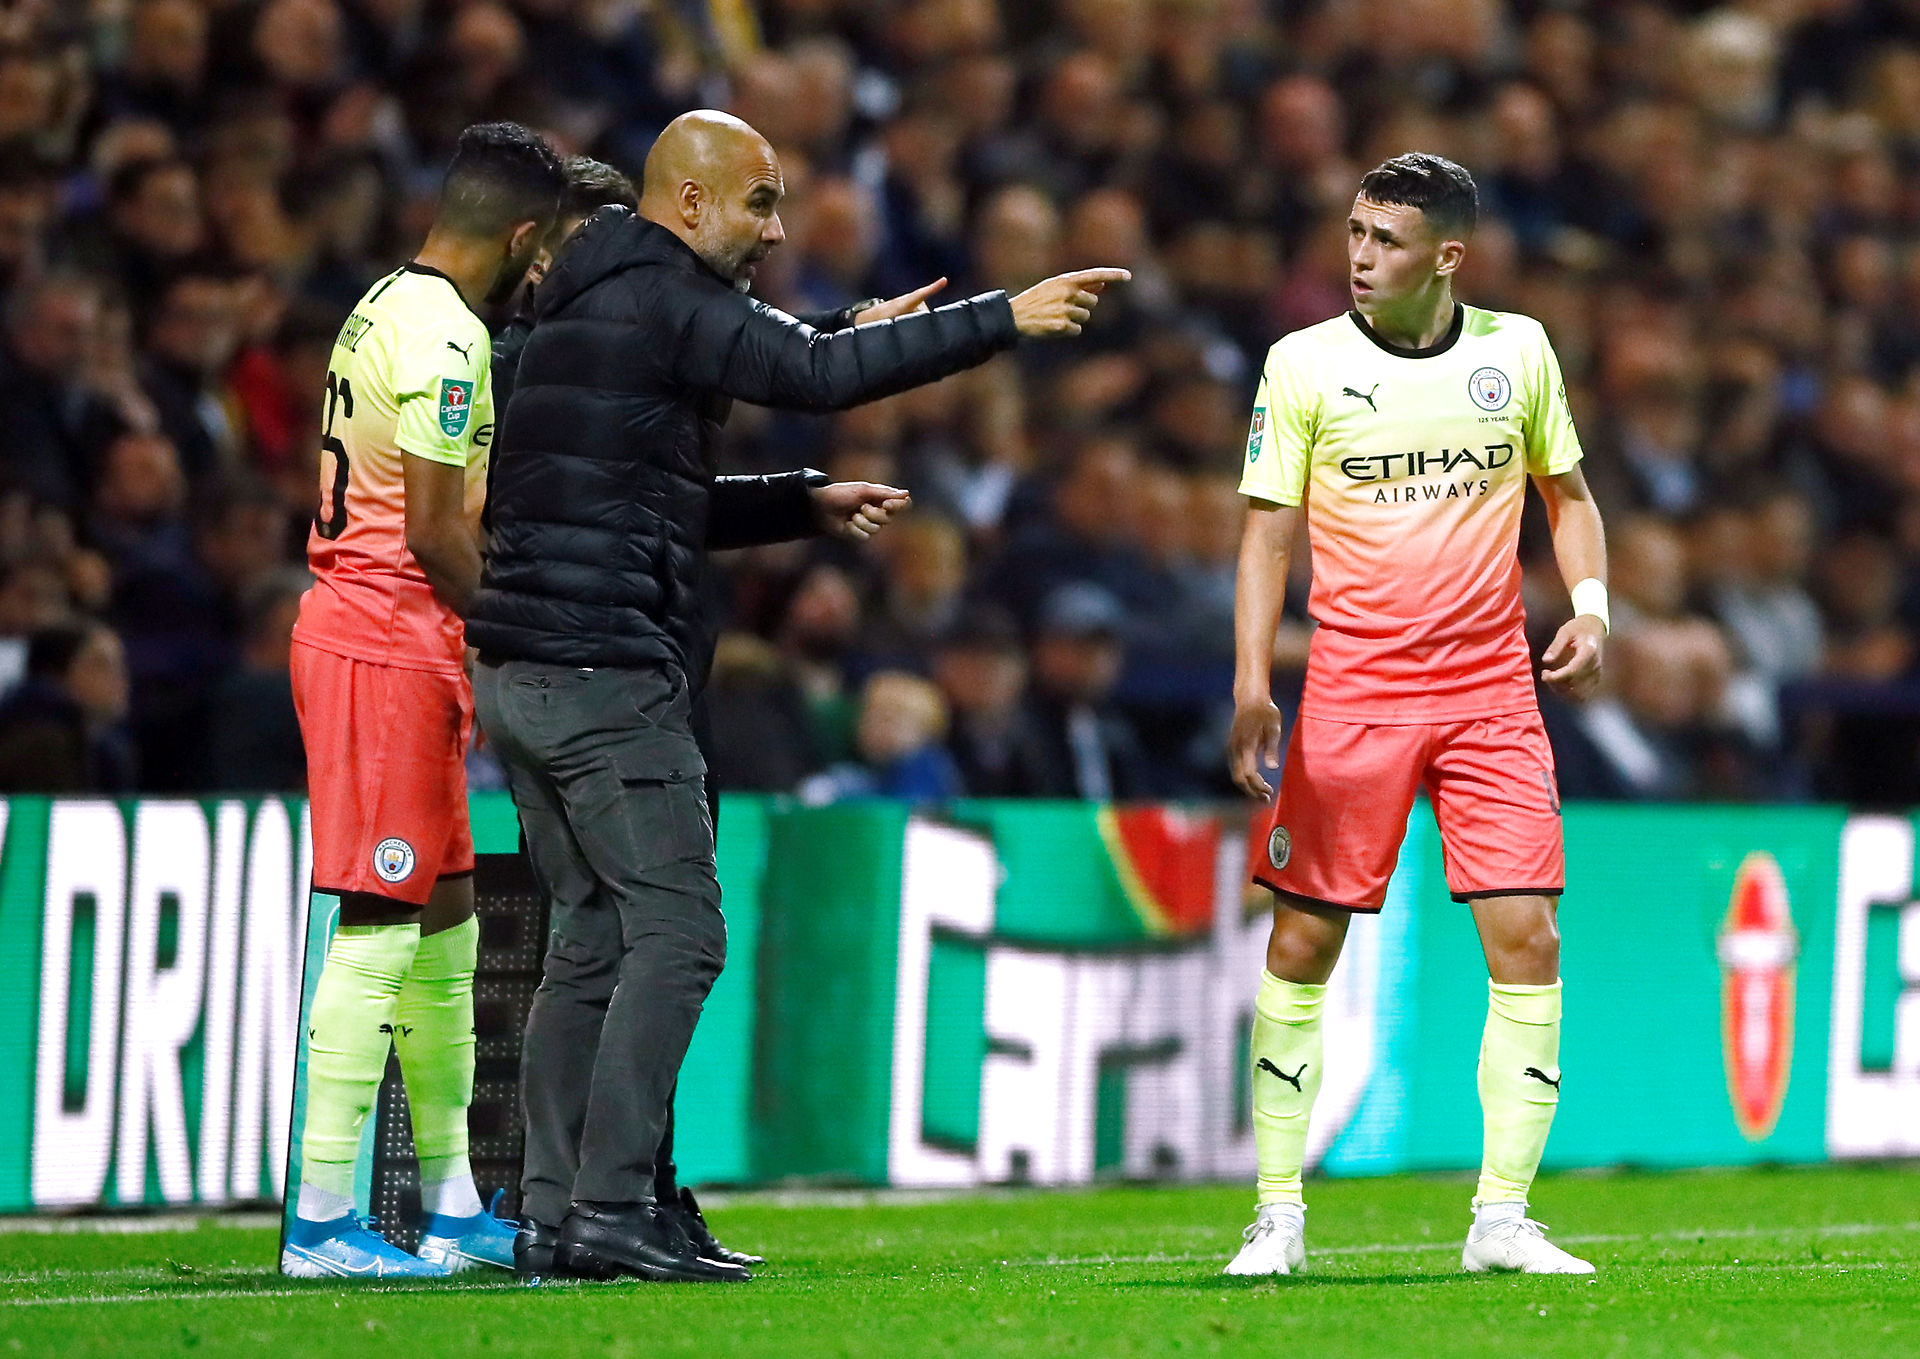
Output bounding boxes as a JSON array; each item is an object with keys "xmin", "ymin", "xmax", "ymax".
[
  {"xmin": 1224, "ymin": 153, "xmax": 1609, "ymax": 1278},
  {"xmin": 281, "ymin": 124, "xmax": 564, "ymax": 1279}
]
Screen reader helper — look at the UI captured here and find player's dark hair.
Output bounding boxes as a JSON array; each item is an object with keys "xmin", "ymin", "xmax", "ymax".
[
  {"xmin": 1358, "ymin": 152, "xmax": 1478, "ymax": 237},
  {"xmin": 436, "ymin": 122, "xmax": 565, "ymax": 240},
  {"xmin": 560, "ymin": 156, "xmax": 638, "ymax": 221}
]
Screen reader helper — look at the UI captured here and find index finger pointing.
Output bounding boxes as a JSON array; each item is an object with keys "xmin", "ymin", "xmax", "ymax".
[{"xmin": 1065, "ymin": 267, "xmax": 1132, "ymax": 286}]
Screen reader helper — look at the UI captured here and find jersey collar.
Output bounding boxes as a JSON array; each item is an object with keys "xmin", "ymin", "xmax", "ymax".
[
  {"xmin": 1347, "ymin": 303, "xmax": 1464, "ymax": 359},
  {"xmin": 402, "ymin": 261, "xmax": 478, "ymax": 316}
]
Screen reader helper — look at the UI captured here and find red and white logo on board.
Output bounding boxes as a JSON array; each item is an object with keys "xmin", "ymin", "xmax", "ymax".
[{"xmin": 1717, "ymin": 851, "xmax": 1797, "ymax": 1141}]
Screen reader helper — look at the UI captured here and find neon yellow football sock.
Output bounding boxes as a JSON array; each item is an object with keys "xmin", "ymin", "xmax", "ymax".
[
  {"xmin": 1475, "ymin": 980, "xmax": 1563, "ymax": 1206},
  {"xmin": 299, "ymin": 923, "xmax": 421, "ymax": 1211},
  {"xmin": 1252, "ymin": 970, "xmax": 1326, "ymax": 1207},
  {"xmin": 393, "ymin": 915, "xmax": 480, "ymax": 1217}
]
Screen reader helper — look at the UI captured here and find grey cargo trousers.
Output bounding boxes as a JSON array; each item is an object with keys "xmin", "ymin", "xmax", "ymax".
[{"xmin": 472, "ymin": 659, "xmax": 723, "ymax": 1227}]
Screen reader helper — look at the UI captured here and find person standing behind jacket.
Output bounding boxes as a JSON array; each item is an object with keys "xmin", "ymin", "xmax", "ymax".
[{"xmin": 468, "ymin": 109, "xmax": 1126, "ymax": 1284}]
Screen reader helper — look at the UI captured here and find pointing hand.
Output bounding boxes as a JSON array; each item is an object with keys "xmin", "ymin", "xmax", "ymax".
[{"xmin": 1009, "ymin": 268, "xmax": 1132, "ymax": 338}]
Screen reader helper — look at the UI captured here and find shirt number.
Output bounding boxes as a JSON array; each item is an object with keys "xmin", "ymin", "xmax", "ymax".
[{"xmin": 314, "ymin": 370, "xmax": 354, "ymax": 540}]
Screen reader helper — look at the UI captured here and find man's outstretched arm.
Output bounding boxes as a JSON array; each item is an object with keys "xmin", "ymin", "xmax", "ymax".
[
  {"xmin": 706, "ymin": 472, "xmax": 912, "ymax": 549},
  {"xmin": 670, "ymin": 268, "xmax": 1130, "ymax": 414}
]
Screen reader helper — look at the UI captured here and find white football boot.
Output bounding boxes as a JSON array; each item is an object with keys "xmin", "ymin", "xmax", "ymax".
[
  {"xmin": 1462, "ymin": 1205, "xmax": 1595, "ymax": 1275},
  {"xmin": 1223, "ymin": 1203, "xmax": 1306, "ymax": 1276}
]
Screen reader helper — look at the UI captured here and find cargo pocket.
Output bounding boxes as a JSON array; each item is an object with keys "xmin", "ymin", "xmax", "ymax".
[{"xmin": 609, "ymin": 730, "xmax": 710, "ymax": 870}]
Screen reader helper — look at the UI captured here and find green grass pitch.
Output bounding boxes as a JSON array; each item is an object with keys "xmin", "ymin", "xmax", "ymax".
[{"xmin": 2, "ymin": 1166, "xmax": 1916, "ymax": 1357}]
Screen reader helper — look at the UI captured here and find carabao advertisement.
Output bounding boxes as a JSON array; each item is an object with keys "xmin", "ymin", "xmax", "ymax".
[{"xmin": 0, "ymin": 794, "xmax": 1906, "ymax": 1214}]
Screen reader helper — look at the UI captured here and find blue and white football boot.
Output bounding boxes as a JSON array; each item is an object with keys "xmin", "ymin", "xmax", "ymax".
[
  {"xmin": 282, "ymin": 1213, "xmax": 451, "ymax": 1279},
  {"xmin": 415, "ymin": 1190, "xmax": 519, "ymax": 1273}
]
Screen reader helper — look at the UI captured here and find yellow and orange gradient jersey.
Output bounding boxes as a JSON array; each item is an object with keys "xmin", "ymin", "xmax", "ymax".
[
  {"xmin": 293, "ymin": 264, "xmax": 494, "ymax": 676},
  {"xmin": 1239, "ymin": 305, "xmax": 1583, "ymax": 724}
]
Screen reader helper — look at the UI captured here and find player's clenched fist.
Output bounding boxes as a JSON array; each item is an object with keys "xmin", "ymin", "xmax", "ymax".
[
  {"xmin": 1227, "ymin": 698, "xmax": 1286, "ymax": 800},
  {"xmin": 1540, "ymin": 615, "xmax": 1605, "ymax": 699},
  {"xmin": 1009, "ymin": 267, "xmax": 1132, "ymax": 337}
]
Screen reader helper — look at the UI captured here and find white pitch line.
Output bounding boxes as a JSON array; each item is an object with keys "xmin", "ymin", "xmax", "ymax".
[
  {"xmin": 0, "ymin": 1213, "xmax": 279, "ymax": 1236},
  {"xmin": 4, "ymin": 1220, "xmax": 1916, "ymax": 1308},
  {"xmin": 1, "ymin": 1279, "xmax": 533, "ymax": 1309}
]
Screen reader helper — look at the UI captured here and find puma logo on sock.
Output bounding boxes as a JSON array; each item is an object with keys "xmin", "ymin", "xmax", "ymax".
[
  {"xmin": 1258, "ymin": 1057, "xmax": 1307, "ymax": 1092},
  {"xmin": 1523, "ymin": 1066, "xmax": 1560, "ymax": 1089}
]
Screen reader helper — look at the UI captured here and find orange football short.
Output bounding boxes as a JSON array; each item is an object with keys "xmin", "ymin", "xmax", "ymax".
[
  {"xmin": 1253, "ymin": 709, "xmax": 1564, "ymax": 912},
  {"xmin": 291, "ymin": 638, "xmax": 474, "ymax": 906}
]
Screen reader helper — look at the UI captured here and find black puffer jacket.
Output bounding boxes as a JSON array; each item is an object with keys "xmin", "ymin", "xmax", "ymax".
[{"xmin": 467, "ymin": 207, "xmax": 1018, "ymax": 672}]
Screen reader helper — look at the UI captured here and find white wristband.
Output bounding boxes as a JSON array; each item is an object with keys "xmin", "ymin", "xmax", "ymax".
[{"xmin": 1570, "ymin": 577, "xmax": 1609, "ymax": 635}]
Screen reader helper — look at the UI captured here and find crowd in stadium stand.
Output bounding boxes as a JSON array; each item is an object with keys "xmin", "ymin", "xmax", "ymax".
[{"xmin": 0, "ymin": 0, "xmax": 1915, "ymax": 803}]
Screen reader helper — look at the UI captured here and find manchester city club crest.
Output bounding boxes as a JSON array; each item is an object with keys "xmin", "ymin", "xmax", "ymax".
[
  {"xmin": 439, "ymin": 377, "xmax": 474, "ymax": 438},
  {"xmin": 1268, "ymin": 825, "xmax": 1292, "ymax": 871},
  {"xmin": 1468, "ymin": 366, "xmax": 1511, "ymax": 412},
  {"xmin": 373, "ymin": 837, "xmax": 416, "ymax": 884}
]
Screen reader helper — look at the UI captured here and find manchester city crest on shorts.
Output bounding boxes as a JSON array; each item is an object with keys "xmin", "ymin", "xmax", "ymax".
[
  {"xmin": 373, "ymin": 837, "xmax": 416, "ymax": 884},
  {"xmin": 1468, "ymin": 366, "xmax": 1511, "ymax": 412},
  {"xmin": 439, "ymin": 378, "xmax": 474, "ymax": 438},
  {"xmin": 1268, "ymin": 825, "xmax": 1292, "ymax": 871}
]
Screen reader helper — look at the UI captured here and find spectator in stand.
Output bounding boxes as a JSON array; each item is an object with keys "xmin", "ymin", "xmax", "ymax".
[
  {"xmin": 858, "ymin": 512, "xmax": 968, "ymax": 669},
  {"xmin": 802, "ymin": 670, "xmax": 963, "ymax": 804},
  {"xmin": 774, "ymin": 562, "xmax": 865, "ymax": 767},
  {"xmin": 139, "ymin": 268, "xmax": 243, "ymax": 482},
  {"xmin": 208, "ymin": 569, "xmax": 307, "ymax": 791},
  {"xmin": 0, "ymin": 272, "xmax": 122, "ymax": 510},
  {"xmin": 932, "ymin": 604, "xmax": 1048, "ymax": 797},
  {"xmin": 0, "ymin": 149, "xmax": 55, "ymax": 293},
  {"xmin": 0, "ymin": 619, "xmax": 135, "ymax": 792},
  {"xmin": 1706, "ymin": 490, "xmax": 1826, "ymax": 690},
  {"xmin": 0, "ymin": 559, "xmax": 71, "ymax": 693},
  {"xmin": 975, "ymin": 431, "xmax": 1157, "ymax": 636},
  {"xmin": 61, "ymin": 155, "xmax": 204, "ymax": 315},
  {"xmin": 98, "ymin": 0, "xmax": 212, "ymax": 136},
  {"xmin": 893, "ymin": 358, "xmax": 1030, "ymax": 538},
  {"xmin": 89, "ymin": 430, "xmax": 229, "ymax": 789},
  {"xmin": 701, "ymin": 632, "xmax": 824, "ymax": 794},
  {"xmin": 1020, "ymin": 583, "xmax": 1152, "ymax": 800},
  {"xmin": 1817, "ymin": 531, "xmax": 1914, "ymax": 682}
]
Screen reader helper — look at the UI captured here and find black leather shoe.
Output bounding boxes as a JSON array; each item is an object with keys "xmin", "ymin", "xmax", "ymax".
[
  {"xmin": 666, "ymin": 1187, "xmax": 765, "ymax": 1269},
  {"xmin": 555, "ymin": 1201, "xmax": 751, "ymax": 1283},
  {"xmin": 515, "ymin": 1218, "xmax": 560, "ymax": 1279}
]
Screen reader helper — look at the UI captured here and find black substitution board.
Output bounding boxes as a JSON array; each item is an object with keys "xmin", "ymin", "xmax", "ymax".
[{"xmin": 367, "ymin": 851, "xmax": 548, "ymax": 1252}]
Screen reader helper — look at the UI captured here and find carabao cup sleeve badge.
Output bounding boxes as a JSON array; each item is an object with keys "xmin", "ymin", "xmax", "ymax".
[{"xmin": 439, "ymin": 378, "xmax": 474, "ymax": 438}]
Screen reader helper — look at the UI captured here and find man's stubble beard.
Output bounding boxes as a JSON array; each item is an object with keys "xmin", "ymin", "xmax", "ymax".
[
  {"xmin": 692, "ymin": 216, "xmax": 757, "ymax": 288},
  {"xmin": 485, "ymin": 241, "xmax": 543, "ymax": 308}
]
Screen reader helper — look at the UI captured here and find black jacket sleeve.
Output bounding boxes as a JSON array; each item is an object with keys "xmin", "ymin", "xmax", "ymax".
[
  {"xmin": 707, "ymin": 469, "xmax": 828, "ymax": 550},
  {"xmin": 668, "ymin": 286, "xmax": 1019, "ymax": 413}
]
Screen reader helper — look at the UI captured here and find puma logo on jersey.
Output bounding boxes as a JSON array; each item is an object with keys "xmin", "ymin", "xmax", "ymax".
[
  {"xmin": 446, "ymin": 340, "xmax": 474, "ymax": 361},
  {"xmin": 1342, "ymin": 383, "xmax": 1379, "ymax": 411}
]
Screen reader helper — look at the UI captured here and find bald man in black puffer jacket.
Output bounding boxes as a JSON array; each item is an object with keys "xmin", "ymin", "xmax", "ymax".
[{"xmin": 469, "ymin": 109, "xmax": 1126, "ymax": 1285}]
